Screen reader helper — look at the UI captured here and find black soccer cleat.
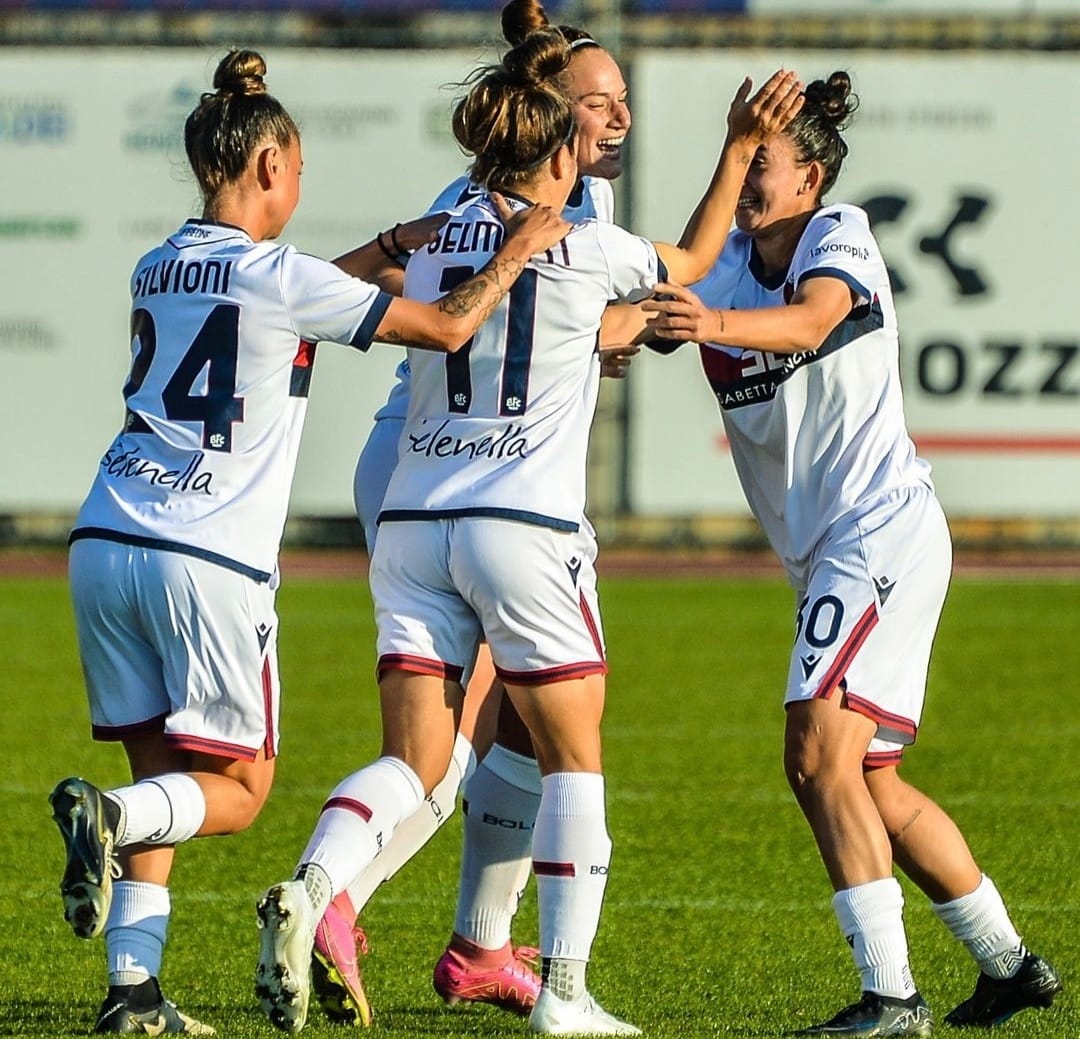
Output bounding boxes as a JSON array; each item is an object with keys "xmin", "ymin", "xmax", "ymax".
[
  {"xmin": 49, "ymin": 776, "xmax": 121, "ymax": 939},
  {"xmin": 797, "ymin": 991, "xmax": 933, "ymax": 1037},
  {"xmin": 945, "ymin": 951, "xmax": 1062, "ymax": 1027},
  {"xmin": 95, "ymin": 984, "xmax": 215, "ymax": 1035}
]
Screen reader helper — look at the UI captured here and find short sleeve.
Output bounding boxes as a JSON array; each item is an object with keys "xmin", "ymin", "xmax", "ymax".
[
  {"xmin": 280, "ymin": 248, "xmax": 392, "ymax": 351},
  {"xmin": 593, "ymin": 222, "xmax": 661, "ymax": 303},
  {"xmin": 689, "ymin": 235, "xmax": 751, "ymax": 310},
  {"xmin": 791, "ymin": 206, "xmax": 881, "ymax": 306}
]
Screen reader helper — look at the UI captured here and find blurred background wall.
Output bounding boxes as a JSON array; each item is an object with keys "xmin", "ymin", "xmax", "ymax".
[{"xmin": 2, "ymin": 0, "xmax": 1078, "ymax": 550}]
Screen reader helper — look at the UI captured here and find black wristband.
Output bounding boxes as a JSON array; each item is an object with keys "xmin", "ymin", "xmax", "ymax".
[
  {"xmin": 375, "ymin": 231, "xmax": 398, "ymax": 263},
  {"xmin": 389, "ymin": 222, "xmax": 407, "ymax": 256}
]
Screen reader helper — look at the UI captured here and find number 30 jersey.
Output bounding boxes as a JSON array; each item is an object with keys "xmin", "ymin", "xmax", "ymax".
[
  {"xmin": 378, "ymin": 193, "xmax": 662, "ymax": 532},
  {"xmin": 72, "ymin": 220, "xmax": 391, "ymax": 582},
  {"xmin": 692, "ymin": 203, "xmax": 933, "ymax": 583}
]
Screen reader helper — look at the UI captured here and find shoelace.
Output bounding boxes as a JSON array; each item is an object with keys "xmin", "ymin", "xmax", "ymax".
[
  {"xmin": 353, "ymin": 927, "xmax": 370, "ymax": 957},
  {"xmin": 513, "ymin": 946, "xmax": 540, "ymax": 970}
]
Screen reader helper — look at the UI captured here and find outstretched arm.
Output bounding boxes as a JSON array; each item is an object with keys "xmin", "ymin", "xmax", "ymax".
[
  {"xmin": 653, "ymin": 70, "xmax": 804, "ymax": 286},
  {"xmin": 373, "ymin": 195, "xmax": 570, "ymax": 353},
  {"xmin": 333, "ymin": 214, "xmax": 448, "ymax": 294},
  {"xmin": 645, "ymin": 276, "xmax": 855, "ymax": 355}
]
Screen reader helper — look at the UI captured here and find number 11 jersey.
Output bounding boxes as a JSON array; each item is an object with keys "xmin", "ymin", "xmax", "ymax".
[
  {"xmin": 72, "ymin": 220, "xmax": 392, "ymax": 582},
  {"xmin": 378, "ymin": 194, "xmax": 662, "ymax": 533}
]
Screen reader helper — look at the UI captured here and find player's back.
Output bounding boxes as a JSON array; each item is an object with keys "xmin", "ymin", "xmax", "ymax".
[{"xmin": 380, "ymin": 193, "xmax": 660, "ymax": 532}]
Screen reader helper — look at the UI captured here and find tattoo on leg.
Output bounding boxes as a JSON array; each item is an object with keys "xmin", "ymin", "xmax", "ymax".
[{"xmin": 893, "ymin": 808, "xmax": 922, "ymax": 839}]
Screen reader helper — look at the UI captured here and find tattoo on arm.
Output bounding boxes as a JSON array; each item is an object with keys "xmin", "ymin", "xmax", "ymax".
[
  {"xmin": 717, "ymin": 310, "xmax": 726, "ymax": 335},
  {"xmin": 439, "ymin": 256, "xmax": 525, "ymax": 327}
]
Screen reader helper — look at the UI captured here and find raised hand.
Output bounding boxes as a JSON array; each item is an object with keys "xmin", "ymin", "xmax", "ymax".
[{"xmin": 727, "ymin": 69, "xmax": 805, "ymax": 146}]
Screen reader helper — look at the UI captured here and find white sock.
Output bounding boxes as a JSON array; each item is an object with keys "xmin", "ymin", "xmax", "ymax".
[
  {"xmin": 932, "ymin": 874, "xmax": 1026, "ymax": 979},
  {"xmin": 531, "ymin": 772, "xmax": 611, "ymax": 963},
  {"xmin": 342, "ymin": 734, "xmax": 475, "ymax": 914},
  {"xmin": 108, "ymin": 774, "xmax": 206, "ymax": 847},
  {"xmin": 832, "ymin": 878, "xmax": 916, "ymax": 999},
  {"xmin": 105, "ymin": 881, "xmax": 170, "ymax": 986},
  {"xmin": 301, "ymin": 756, "xmax": 425, "ymax": 897},
  {"xmin": 454, "ymin": 743, "xmax": 542, "ymax": 950}
]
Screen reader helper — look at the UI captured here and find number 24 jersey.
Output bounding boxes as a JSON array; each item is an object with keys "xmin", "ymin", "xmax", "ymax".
[{"xmin": 72, "ymin": 220, "xmax": 392, "ymax": 582}]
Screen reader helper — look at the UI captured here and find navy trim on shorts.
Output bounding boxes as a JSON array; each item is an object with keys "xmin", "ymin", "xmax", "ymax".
[
  {"xmin": 377, "ymin": 507, "xmax": 579, "ymax": 532},
  {"xmin": 69, "ymin": 527, "xmax": 273, "ymax": 584},
  {"xmin": 351, "ymin": 291, "xmax": 393, "ymax": 351}
]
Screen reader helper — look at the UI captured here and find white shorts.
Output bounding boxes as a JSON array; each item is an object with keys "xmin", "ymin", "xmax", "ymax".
[
  {"xmin": 784, "ymin": 485, "xmax": 952, "ymax": 766},
  {"xmin": 370, "ymin": 518, "xmax": 606, "ymax": 685},
  {"xmin": 353, "ymin": 416, "xmax": 403, "ymax": 551},
  {"xmin": 69, "ymin": 539, "xmax": 281, "ymax": 761}
]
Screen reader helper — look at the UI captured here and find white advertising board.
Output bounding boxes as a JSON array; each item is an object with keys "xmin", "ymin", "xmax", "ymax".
[
  {"xmin": 630, "ymin": 51, "xmax": 1080, "ymax": 518},
  {"xmin": 0, "ymin": 47, "xmax": 480, "ymax": 514}
]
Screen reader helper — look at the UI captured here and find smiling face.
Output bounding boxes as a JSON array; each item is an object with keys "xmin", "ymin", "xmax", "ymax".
[
  {"xmin": 735, "ymin": 133, "xmax": 820, "ymax": 236},
  {"xmin": 563, "ymin": 47, "xmax": 630, "ymax": 181}
]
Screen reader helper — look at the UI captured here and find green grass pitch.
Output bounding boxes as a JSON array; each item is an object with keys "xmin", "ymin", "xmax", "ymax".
[{"xmin": 2, "ymin": 568, "xmax": 1076, "ymax": 1037}]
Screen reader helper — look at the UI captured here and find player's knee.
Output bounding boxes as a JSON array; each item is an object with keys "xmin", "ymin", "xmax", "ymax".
[
  {"xmin": 224, "ymin": 780, "xmax": 271, "ymax": 832},
  {"xmin": 783, "ymin": 730, "xmax": 852, "ymax": 803}
]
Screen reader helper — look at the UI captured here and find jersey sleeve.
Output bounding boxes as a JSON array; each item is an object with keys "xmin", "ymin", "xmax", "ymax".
[
  {"xmin": 791, "ymin": 206, "xmax": 881, "ymax": 306},
  {"xmin": 279, "ymin": 248, "xmax": 392, "ymax": 351},
  {"xmin": 688, "ymin": 235, "xmax": 750, "ymax": 310},
  {"xmin": 593, "ymin": 222, "xmax": 662, "ymax": 303}
]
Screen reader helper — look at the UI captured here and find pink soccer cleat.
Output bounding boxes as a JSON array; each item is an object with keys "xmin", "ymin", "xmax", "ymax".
[
  {"xmin": 311, "ymin": 898, "xmax": 373, "ymax": 1027},
  {"xmin": 433, "ymin": 939, "xmax": 541, "ymax": 1016}
]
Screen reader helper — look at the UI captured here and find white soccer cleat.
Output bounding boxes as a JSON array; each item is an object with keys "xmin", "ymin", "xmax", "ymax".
[
  {"xmin": 255, "ymin": 880, "xmax": 317, "ymax": 1033},
  {"xmin": 528, "ymin": 988, "xmax": 641, "ymax": 1036}
]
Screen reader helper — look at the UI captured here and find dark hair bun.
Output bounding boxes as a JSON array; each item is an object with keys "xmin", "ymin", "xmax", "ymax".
[
  {"xmin": 501, "ymin": 0, "xmax": 549, "ymax": 47},
  {"xmin": 804, "ymin": 71, "xmax": 858, "ymax": 129},
  {"xmin": 503, "ymin": 27, "xmax": 570, "ymax": 86},
  {"xmin": 213, "ymin": 49, "xmax": 268, "ymax": 98}
]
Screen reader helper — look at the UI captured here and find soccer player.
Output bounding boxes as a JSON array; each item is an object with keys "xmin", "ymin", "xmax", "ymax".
[
  {"xmin": 47, "ymin": 47, "xmax": 568, "ymax": 1036},
  {"xmin": 254, "ymin": 30, "xmax": 802, "ymax": 1037},
  {"xmin": 318, "ymin": 0, "xmax": 803, "ymax": 1026},
  {"xmin": 641, "ymin": 70, "xmax": 1062, "ymax": 1036},
  {"xmin": 330, "ymin": 1, "xmax": 632, "ymax": 1023}
]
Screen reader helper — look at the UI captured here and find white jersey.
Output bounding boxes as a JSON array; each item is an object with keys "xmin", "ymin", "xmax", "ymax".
[
  {"xmin": 691, "ymin": 203, "xmax": 933, "ymax": 583},
  {"xmin": 372, "ymin": 175, "xmax": 616, "ymax": 424},
  {"xmin": 378, "ymin": 192, "xmax": 661, "ymax": 531},
  {"xmin": 73, "ymin": 219, "xmax": 392, "ymax": 581}
]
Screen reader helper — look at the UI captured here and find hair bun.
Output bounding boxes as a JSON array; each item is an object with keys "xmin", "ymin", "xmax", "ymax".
[
  {"xmin": 805, "ymin": 70, "xmax": 858, "ymax": 129},
  {"xmin": 502, "ymin": 27, "xmax": 570, "ymax": 86},
  {"xmin": 501, "ymin": 0, "xmax": 550, "ymax": 47},
  {"xmin": 213, "ymin": 49, "xmax": 269, "ymax": 97}
]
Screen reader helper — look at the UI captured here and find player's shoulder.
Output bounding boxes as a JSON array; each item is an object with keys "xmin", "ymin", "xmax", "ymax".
[
  {"xmin": 573, "ymin": 176, "xmax": 615, "ymax": 223},
  {"xmin": 799, "ymin": 203, "xmax": 880, "ymax": 260},
  {"xmin": 427, "ymin": 175, "xmax": 482, "ymax": 216},
  {"xmin": 806, "ymin": 203, "xmax": 873, "ymax": 241}
]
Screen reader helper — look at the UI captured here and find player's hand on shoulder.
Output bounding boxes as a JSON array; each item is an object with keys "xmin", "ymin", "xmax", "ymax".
[
  {"xmin": 395, "ymin": 212, "xmax": 449, "ymax": 253},
  {"xmin": 491, "ymin": 192, "xmax": 571, "ymax": 257},
  {"xmin": 727, "ymin": 69, "xmax": 805, "ymax": 146}
]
